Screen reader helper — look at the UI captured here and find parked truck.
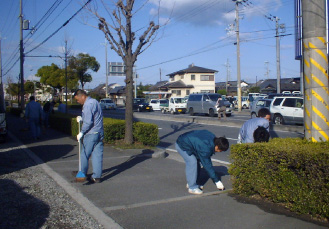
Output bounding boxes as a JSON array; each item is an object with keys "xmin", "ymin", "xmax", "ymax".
[{"xmin": 161, "ymin": 97, "xmax": 187, "ymax": 114}]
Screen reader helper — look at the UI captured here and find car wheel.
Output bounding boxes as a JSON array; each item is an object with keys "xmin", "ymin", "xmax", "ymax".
[
  {"xmin": 189, "ymin": 108, "xmax": 194, "ymax": 116},
  {"xmin": 226, "ymin": 113, "xmax": 231, "ymax": 117},
  {"xmin": 161, "ymin": 109, "xmax": 166, "ymax": 114},
  {"xmin": 274, "ymin": 114, "xmax": 284, "ymax": 125},
  {"xmin": 170, "ymin": 109, "xmax": 175, "ymax": 115},
  {"xmin": 209, "ymin": 109, "xmax": 215, "ymax": 117},
  {"xmin": 243, "ymin": 104, "xmax": 247, "ymax": 109},
  {"xmin": 251, "ymin": 112, "xmax": 257, "ymax": 119}
]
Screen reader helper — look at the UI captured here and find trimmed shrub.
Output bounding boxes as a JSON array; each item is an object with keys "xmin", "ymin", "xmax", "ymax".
[
  {"xmin": 133, "ymin": 122, "xmax": 159, "ymax": 146},
  {"xmin": 229, "ymin": 138, "xmax": 329, "ymax": 220},
  {"xmin": 49, "ymin": 113, "xmax": 79, "ymax": 136},
  {"xmin": 103, "ymin": 118, "xmax": 125, "ymax": 143},
  {"xmin": 9, "ymin": 107, "xmax": 22, "ymax": 116},
  {"xmin": 49, "ymin": 115, "xmax": 159, "ymax": 146}
]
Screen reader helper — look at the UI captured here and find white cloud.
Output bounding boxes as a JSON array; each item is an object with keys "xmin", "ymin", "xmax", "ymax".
[{"xmin": 149, "ymin": 0, "xmax": 283, "ymax": 26}]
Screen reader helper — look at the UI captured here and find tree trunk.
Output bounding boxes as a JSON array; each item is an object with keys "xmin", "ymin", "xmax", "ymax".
[{"xmin": 124, "ymin": 62, "xmax": 134, "ymax": 144}]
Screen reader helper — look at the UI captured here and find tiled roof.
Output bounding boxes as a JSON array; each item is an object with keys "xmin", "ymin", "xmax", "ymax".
[
  {"xmin": 148, "ymin": 81, "xmax": 168, "ymax": 91},
  {"xmin": 167, "ymin": 65, "xmax": 217, "ymax": 77},
  {"xmin": 160, "ymin": 80, "xmax": 194, "ymax": 89}
]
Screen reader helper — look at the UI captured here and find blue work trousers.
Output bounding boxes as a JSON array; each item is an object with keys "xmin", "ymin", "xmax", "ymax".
[
  {"xmin": 29, "ymin": 117, "xmax": 41, "ymax": 139},
  {"xmin": 81, "ymin": 133, "xmax": 104, "ymax": 178},
  {"xmin": 175, "ymin": 143, "xmax": 201, "ymax": 189}
]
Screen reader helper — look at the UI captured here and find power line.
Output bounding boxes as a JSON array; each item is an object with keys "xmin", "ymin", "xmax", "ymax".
[{"xmin": 25, "ymin": 0, "xmax": 92, "ymax": 55}]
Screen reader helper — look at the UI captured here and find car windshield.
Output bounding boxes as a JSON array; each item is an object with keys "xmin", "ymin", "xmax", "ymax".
[
  {"xmin": 208, "ymin": 94, "xmax": 220, "ymax": 101},
  {"xmin": 134, "ymin": 99, "xmax": 145, "ymax": 104},
  {"xmin": 160, "ymin": 100, "xmax": 168, "ymax": 104},
  {"xmin": 174, "ymin": 98, "xmax": 187, "ymax": 103},
  {"xmin": 105, "ymin": 99, "xmax": 113, "ymax": 103}
]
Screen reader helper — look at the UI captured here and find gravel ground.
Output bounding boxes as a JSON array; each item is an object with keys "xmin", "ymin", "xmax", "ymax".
[{"xmin": 0, "ymin": 139, "xmax": 104, "ymax": 229}]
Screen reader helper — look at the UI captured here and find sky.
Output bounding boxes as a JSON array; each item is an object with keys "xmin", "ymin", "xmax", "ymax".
[{"xmin": 0, "ymin": 0, "xmax": 300, "ymax": 90}]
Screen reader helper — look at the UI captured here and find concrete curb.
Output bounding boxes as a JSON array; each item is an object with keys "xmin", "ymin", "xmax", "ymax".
[
  {"xmin": 133, "ymin": 113, "xmax": 304, "ymax": 133},
  {"xmin": 8, "ymin": 132, "xmax": 123, "ymax": 229}
]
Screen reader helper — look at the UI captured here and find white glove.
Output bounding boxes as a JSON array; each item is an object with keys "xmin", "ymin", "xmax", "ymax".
[
  {"xmin": 77, "ymin": 132, "xmax": 83, "ymax": 142},
  {"xmin": 215, "ymin": 181, "xmax": 224, "ymax": 190},
  {"xmin": 76, "ymin": 116, "xmax": 82, "ymax": 123}
]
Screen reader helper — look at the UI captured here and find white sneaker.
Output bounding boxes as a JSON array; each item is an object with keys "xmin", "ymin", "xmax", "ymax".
[
  {"xmin": 186, "ymin": 184, "xmax": 204, "ymax": 190},
  {"xmin": 188, "ymin": 188, "xmax": 203, "ymax": 195}
]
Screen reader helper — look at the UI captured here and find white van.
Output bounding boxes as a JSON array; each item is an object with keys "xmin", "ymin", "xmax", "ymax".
[
  {"xmin": 161, "ymin": 97, "xmax": 187, "ymax": 114},
  {"xmin": 100, "ymin": 98, "xmax": 116, "ymax": 109}
]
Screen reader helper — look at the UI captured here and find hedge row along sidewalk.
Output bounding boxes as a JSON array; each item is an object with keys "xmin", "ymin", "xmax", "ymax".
[
  {"xmin": 229, "ymin": 138, "xmax": 329, "ymax": 221},
  {"xmin": 49, "ymin": 113, "xmax": 159, "ymax": 146}
]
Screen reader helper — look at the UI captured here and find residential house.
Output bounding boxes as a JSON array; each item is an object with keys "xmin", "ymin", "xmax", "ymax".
[
  {"xmin": 91, "ymin": 83, "xmax": 121, "ymax": 97},
  {"xmin": 156, "ymin": 64, "xmax": 217, "ymax": 97},
  {"xmin": 253, "ymin": 78, "xmax": 301, "ymax": 94},
  {"xmin": 108, "ymin": 86, "xmax": 126, "ymax": 105},
  {"xmin": 215, "ymin": 80, "xmax": 250, "ymax": 96}
]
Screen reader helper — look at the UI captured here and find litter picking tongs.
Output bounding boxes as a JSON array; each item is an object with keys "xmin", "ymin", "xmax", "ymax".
[{"xmin": 76, "ymin": 119, "xmax": 86, "ymax": 181}]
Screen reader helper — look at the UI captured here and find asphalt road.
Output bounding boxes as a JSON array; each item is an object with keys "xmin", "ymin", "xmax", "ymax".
[{"xmin": 70, "ymin": 108, "xmax": 304, "ymax": 164}]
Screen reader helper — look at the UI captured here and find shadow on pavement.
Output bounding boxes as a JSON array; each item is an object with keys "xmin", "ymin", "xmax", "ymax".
[
  {"xmin": 0, "ymin": 179, "xmax": 49, "ymax": 228},
  {"xmin": 27, "ymin": 144, "xmax": 75, "ymax": 163},
  {"xmin": 101, "ymin": 151, "xmax": 152, "ymax": 182},
  {"xmin": 198, "ymin": 166, "xmax": 229, "ymax": 186},
  {"xmin": 160, "ymin": 122, "xmax": 204, "ymax": 140},
  {"xmin": 229, "ymin": 193, "xmax": 329, "ymax": 228}
]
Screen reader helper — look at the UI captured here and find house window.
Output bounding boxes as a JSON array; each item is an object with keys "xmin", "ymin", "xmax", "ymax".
[
  {"xmin": 186, "ymin": 90, "xmax": 190, "ymax": 95},
  {"xmin": 200, "ymin": 75, "xmax": 214, "ymax": 81},
  {"xmin": 181, "ymin": 75, "xmax": 184, "ymax": 80},
  {"xmin": 191, "ymin": 75, "xmax": 195, "ymax": 80},
  {"xmin": 177, "ymin": 90, "xmax": 181, "ymax": 95}
]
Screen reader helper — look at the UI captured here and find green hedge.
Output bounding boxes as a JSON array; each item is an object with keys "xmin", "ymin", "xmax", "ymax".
[
  {"xmin": 50, "ymin": 114, "xmax": 159, "ymax": 146},
  {"xmin": 9, "ymin": 107, "xmax": 23, "ymax": 116},
  {"xmin": 49, "ymin": 113, "xmax": 79, "ymax": 136},
  {"xmin": 229, "ymin": 138, "xmax": 329, "ymax": 220}
]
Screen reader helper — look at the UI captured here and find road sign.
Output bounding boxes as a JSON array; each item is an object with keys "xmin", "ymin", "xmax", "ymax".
[{"xmin": 108, "ymin": 62, "xmax": 125, "ymax": 76}]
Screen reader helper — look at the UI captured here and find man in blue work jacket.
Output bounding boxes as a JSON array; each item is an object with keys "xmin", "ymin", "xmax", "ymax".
[
  {"xmin": 176, "ymin": 130, "xmax": 229, "ymax": 195},
  {"xmin": 74, "ymin": 89, "xmax": 104, "ymax": 183},
  {"xmin": 25, "ymin": 96, "xmax": 43, "ymax": 140}
]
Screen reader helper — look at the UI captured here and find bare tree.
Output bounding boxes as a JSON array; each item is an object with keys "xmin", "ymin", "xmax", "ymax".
[{"xmin": 89, "ymin": 0, "xmax": 160, "ymax": 144}]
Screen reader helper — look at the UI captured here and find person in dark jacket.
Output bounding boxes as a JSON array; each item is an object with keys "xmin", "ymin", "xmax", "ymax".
[{"xmin": 176, "ymin": 130, "xmax": 229, "ymax": 195}]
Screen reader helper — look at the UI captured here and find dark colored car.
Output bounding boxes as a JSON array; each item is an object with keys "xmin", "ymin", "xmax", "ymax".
[{"xmin": 133, "ymin": 98, "xmax": 153, "ymax": 112}]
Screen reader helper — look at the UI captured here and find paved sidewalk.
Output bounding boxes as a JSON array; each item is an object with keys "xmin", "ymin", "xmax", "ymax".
[{"xmin": 3, "ymin": 114, "xmax": 327, "ymax": 228}]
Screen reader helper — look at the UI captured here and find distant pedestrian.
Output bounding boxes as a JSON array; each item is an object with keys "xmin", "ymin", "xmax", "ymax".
[
  {"xmin": 25, "ymin": 96, "xmax": 43, "ymax": 140},
  {"xmin": 57, "ymin": 100, "xmax": 67, "ymax": 113},
  {"xmin": 74, "ymin": 89, "xmax": 104, "ymax": 183},
  {"xmin": 238, "ymin": 108, "xmax": 271, "ymax": 143},
  {"xmin": 216, "ymin": 97, "xmax": 226, "ymax": 120},
  {"xmin": 176, "ymin": 130, "xmax": 229, "ymax": 195}
]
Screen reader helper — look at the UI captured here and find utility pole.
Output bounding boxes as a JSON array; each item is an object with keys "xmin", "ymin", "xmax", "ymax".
[
  {"xmin": 159, "ymin": 68, "xmax": 162, "ymax": 81},
  {"xmin": 65, "ymin": 40, "xmax": 68, "ymax": 113},
  {"xmin": 225, "ymin": 59, "xmax": 230, "ymax": 93},
  {"xmin": 264, "ymin": 61, "xmax": 269, "ymax": 79},
  {"xmin": 233, "ymin": 0, "xmax": 242, "ymax": 112},
  {"xmin": 302, "ymin": 0, "xmax": 329, "ymax": 142},
  {"xmin": 0, "ymin": 36, "xmax": 5, "ymax": 112},
  {"xmin": 134, "ymin": 73, "xmax": 138, "ymax": 98},
  {"xmin": 275, "ymin": 16, "xmax": 281, "ymax": 93},
  {"xmin": 101, "ymin": 39, "xmax": 109, "ymax": 98},
  {"xmin": 19, "ymin": 0, "xmax": 25, "ymax": 111}
]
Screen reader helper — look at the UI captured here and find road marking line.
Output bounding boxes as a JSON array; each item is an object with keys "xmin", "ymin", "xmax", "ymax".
[{"xmin": 103, "ymin": 190, "xmax": 230, "ymax": 212}]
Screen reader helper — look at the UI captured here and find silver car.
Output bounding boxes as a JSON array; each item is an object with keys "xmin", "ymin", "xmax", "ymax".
[
  {"xmin": 187, "ymin": 93, "xmax": 232, "ymax": 117},
  {"xmin": 250, "ymin": 99, "xmax": 272, "ymax": 119}
]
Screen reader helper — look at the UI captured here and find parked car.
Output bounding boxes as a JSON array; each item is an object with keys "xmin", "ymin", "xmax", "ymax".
[
  {"xmin": 187, "ymin": 93, "xmax": 232, "ymax": 117},
  {"xmin": 250, "ymin": 99, "xmax": 272, "ymax": 118},
  {"xmin": 149, "ymin": 99, "xmax": 169, "ymax": 111},
  {"xmin": 161, "ymin": 97, "xmax": 187, "ymax": 114},
  {"xmin": 270, "ymin": 96, "xmax": 304, "ymax": 125},
  {"xmin": 233, "ymin": 96, "xmax": 250, "ymax": 109},
  {"xmin": 133, "ymin": 98, "xmax": 153, "ymax": 112},
  {"xmin": 100, "ymin": 98, "xmax": 116, "ymax": 110}
]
